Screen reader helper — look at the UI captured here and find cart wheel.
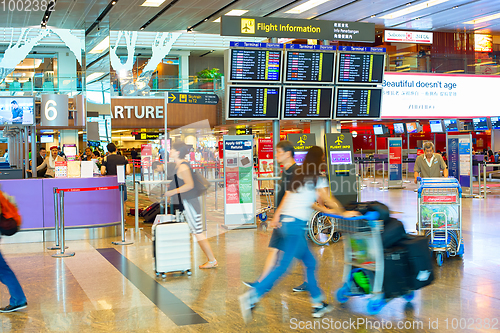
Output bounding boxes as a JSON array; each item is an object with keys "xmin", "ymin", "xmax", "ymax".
[
  {"xmin": 162, "ymin": 273, "xmax": 167, "ymax": 278},
  {"xmin": 403, "ymin": 291, "xmax": 415, "ymax": 302},
  {"xmin": 331, "ymin": 232, "xmax": 341, "ymax": 243},
  {"xmin": 258, "ymin": 212, "xmax": 267, "ymax": 222},
  {"xmin": 155, "ymin": 272, "xmax": 160, "ymax": 277},
  {"xmin": 308, "ymin": 212, "xmax": 334, "ymax": 246},
  {"xmin": 186, "ymin": 270, "xmax": 192, "ymax": 276},
  {"xmin": 436, "ymin": 252, "xmax": 443, "ymax": 266},
  {"xmin": 336, "ymin": 285, "xmax": 350, "ymax": 304},
  {"xmin": 367, "ymin": 298, "xmax": 385, "ymax": 315}
]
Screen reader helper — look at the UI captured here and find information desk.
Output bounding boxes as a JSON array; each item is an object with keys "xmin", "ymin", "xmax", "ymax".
[{"xmin": 0, "ymin": 176, "xmax": 121, "ymax": 243}]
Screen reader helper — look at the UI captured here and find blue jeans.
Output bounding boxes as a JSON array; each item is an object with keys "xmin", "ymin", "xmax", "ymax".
[
  {"xmin": 0, "ymin": 250, "xmax": 26, "ymax": 306},
  {"xmin": 254, "ymin": 215, "xmax": 324, "ymax": 304}
]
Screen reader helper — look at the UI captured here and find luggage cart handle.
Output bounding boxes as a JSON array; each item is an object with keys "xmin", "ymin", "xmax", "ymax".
[{"xmin": 322, "ymin": 211, "xmax": 380, "ymax": 221}]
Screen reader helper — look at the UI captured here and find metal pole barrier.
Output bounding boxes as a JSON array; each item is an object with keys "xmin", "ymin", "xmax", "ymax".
[
  {"xmin": 357, "ymin": 173, "xmax": 361, "ymax": 200},
  {"xmin": 215, "ymin": 179, "xmax": 218, "ymax": 210},
  {"xmin": 477, "ymin": 163, "xmax": 482, "ymax": 197},
  {"xmin": 403, "ymin": 161, "xmax": 411, "ymax": 183},
  {"xmin": 371, "ymin": 161, "xmax": 379, "ymax": 184},
  {"xmin": 52, "ymin": 191, "xmax": 75, "ymax": 257},
  {"xmin": 135, "ymin": 181, "xmax": 139, "ymax": 233},
  {"xmin": 47, "ymin": 187, "xmax": 65, "ymax": 250},
  {"xmin": 380, "ymin": 161, "xmax": 388, "ymax": 191},
  {"xmin": 113, "ymin": 184, "xmax": 134, "ymax": 245},
  {"xmin": 484, "ymin": 163, "xmax": 487, "ymax": 199}
]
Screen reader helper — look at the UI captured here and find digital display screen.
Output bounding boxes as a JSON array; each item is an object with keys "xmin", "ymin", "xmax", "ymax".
[
  {"xmin": 406, "ymin": 122, "xmax": 419, "ymax": 133},
  {"xmin": 491, "ymin": 117, "xmax": 500, "ymax": 130},
  {"xmin": 473, "ymin": 117, "xmax": 489, "ymax": 131},
  {"xmin": 229, "ymin": 49, "xmax": 282, "ymax": 82},
  {"xmin": 429, "ymin": 120, "xmax": 444, "ymax": 133},
  {"xmin": 294, "ymin": 151, "xmax": 307, "ymax": 165},
  {"xmin": 337, "ymin": 53, "xmax": 384, "ymax": 84},
  {"xmin": 393, "ymin": 123, "xmax": 405, "ymax": 134},
  {"xmin": 335, "ymin": 87, "xmax": 382, "ymax": 119},
  {"xmin": 330, "ymin": 151, "xmax": 352, "ymax": 164},
  {"xmin": 227, "ymin": 86, "xmax": 281, "ymax": 120},
  {"xmin": 282, "ymin": 87, "xmax": 333, "ymax": 119},
  {"xmin": 285, "ymin": 51, "xmax": 335, "ymax": 83},
  {"xmin": 0, "ymin": 97, "xmax": 34, "ymax": 125},
  {"xmin": 373, "ymin": 124, "xmax": 384, "ymax": 135},
  {"xmin": 40, "ymin": 135, "xmax": 53, "ymax": 143},
  {"xmin": 444, "ymin": 119, "xmax": 459, "ymax": 132}
]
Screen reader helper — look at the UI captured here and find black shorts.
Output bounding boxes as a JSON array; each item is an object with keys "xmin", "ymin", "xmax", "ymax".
[{"xmin": 268, "ymin": 227, "xmax": 285, "ymax": 251}]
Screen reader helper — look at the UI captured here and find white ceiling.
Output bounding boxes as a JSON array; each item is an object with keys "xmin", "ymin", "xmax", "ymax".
[{"xmin": 0, "ymin": 0, "xmax": 499, "ymax": 35}]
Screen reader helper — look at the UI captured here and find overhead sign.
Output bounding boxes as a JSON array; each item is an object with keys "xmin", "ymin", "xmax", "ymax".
[
  {"xmin": 135, "ymin": 132, "xmax": 160, "ymax": 140},
  {"xmin": 235, "ymin": 128, "xmax": 252, "ymax": 135},
  {"xmin": 221, "ymin": 16, "xmax": 375, "ymax": 43},
  {"xmin": 381, "ymin": 72, "xmax": 500, "ymax": 118},
  {"xmin": 41, "ymin": 94, "xmax": 69, "ymax": 127},
  {"xmin": 167, "ymin": 92, "xmax": 219, "ymax": 105},
  {"xmin": 288, "ymin": 133, "xmax": 316, "ymax": 165},
  {"xmin": 384, "ymin": 30, "xmax": 433, "ymax": 44}
]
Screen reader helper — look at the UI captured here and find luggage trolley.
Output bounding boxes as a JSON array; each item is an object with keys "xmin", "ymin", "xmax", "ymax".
[
  {"xmin": 332, "ymin": 212, "xmax": 415, "ymax": 315},
  {"xmin": 417, "ymin": 177, "xmax": 464, "ymax": 266}
]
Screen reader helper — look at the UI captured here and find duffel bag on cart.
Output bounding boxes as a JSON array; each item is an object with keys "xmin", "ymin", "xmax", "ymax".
[{"xmin": 395, "ymin": 235, "xmax": 434, "ymax": 290}]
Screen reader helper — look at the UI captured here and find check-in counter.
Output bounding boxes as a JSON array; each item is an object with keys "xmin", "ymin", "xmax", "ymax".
[
  {"xmin": 0, "ymin": 176, "xmax": 121, "ymax": 243},
  {"xmin": 0, "ymin": 168, "xmax": 23, "ymax": 180}
]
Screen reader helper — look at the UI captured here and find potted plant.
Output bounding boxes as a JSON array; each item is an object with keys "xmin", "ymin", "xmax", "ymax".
[{"xmin": 196, "ymin": 68, "xmax": 222, "ymax": 90}]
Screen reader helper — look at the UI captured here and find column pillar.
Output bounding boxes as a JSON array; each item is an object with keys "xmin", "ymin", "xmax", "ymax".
[{"xmin": 179, "ymin": 53, "xmax": 190, "ymax": 92}]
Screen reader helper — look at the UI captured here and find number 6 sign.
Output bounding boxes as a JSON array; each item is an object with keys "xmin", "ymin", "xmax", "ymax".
[{"xmin": 41, "ymin": 94, "xmax": 68, "ymax": 126}]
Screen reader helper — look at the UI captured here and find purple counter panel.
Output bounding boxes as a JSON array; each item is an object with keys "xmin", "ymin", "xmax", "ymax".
[
  {"xmin": 0, "ymin": 179, "xmax": 44, "ymax": 229},
  {"xmin": 42, "ymin": 177, "xmax": 121, "ymax": 228}
]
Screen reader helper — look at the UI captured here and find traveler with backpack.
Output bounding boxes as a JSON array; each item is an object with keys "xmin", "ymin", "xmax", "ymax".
[{"xmin": 0, "ymin": 191, "xmax": 27, "ymax": 312}]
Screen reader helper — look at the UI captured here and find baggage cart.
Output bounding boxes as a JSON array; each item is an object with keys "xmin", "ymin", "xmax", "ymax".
[{"xmin": 417, "ymin": 177, "xmax": 464, "ymax": 266}]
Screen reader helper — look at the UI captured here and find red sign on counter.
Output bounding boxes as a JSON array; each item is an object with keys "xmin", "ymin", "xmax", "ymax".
[{"xmin": 423, "ymin": 196, "xmax": 456, "ymax": 203}]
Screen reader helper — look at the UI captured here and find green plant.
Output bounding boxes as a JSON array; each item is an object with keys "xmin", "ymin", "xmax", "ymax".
[{"xmin": 196, "ymin": 68, "xmax": 223, "ymax": 80}]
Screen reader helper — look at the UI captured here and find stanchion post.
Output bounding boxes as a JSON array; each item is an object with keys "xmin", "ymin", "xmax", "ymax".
[
  {"xmin": 477, "ymin": 164, "xmax": 482, "ymax": 197},
  {"xmin": 47, "ymin": 187, "xmax": 61, "ymax": 250},
  {"xmin": 484, "ymin": 163, "xmax": 487, "ymax": 199},
  {"xmin": 371, "ymin": 161, "xmax": 379, "ymax": 184},
  {"xmin": 113, "ymin": 184, "xmax": 134, "ymax": 245},
  {"xmin": 52, "ymin": 190, "xmax": 75, "ymax": 258},
  {"xmin": 134, "ymin": 181, "xmax": 139, "ymax": 233},
  {"xmin": 215, "ymin": 180, "xmax": 218, "ymax": 210}
]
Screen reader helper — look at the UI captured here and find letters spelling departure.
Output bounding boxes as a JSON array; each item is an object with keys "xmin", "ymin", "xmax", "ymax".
[{"xmin": 111, "ymin": 106, "xmax": 164, "ymax": 119}]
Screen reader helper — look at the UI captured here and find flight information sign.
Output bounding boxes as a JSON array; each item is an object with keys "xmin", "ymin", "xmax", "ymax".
[
  {"xmin": 229, "ymin": 49, "xmax": 282, "ymax": 82},
  {"xmin": 336, "ymin": 52, "xmax": 385, "ymax": 84},
  {"xmin": 335, "ymin": 87, "xmax": 382, "ymax": 119},
  {"xmin": 282, "ymin": 87, "xmax": 333, "ymax": 119},
  {"xmin": 227, "ymin": 86, "xmax": 281, "ymax": 120},
  {"xmin": 284, "ymin": 45, "xmax": 336, "ymax": 83}
]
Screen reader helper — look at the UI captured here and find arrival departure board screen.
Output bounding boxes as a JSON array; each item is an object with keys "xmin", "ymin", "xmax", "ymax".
[
  {"xmin": 282, "ymin": 87, "xmax": 333, "ymax": 119},
  {"xmin": 227, "ymin": 86, "xmax": 281, "ymax": 120},
  {"xmin": 229, "ymin": 49, "xmax": 282, "ymax": 82},
  {"xmin": 284, "ymin": 51, "xmax": 335, "ymax": 83},
  {"xmin": 336, "ymin": 53, "xmax": 384, "ymax": 84},
  {"xmin": 335, "ymin": 87, "xmax": 382, "ymax": 119}
]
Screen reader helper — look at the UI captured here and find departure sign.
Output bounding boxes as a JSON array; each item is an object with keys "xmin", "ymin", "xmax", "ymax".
[
  {"xmin": 337, "ymin": 53, "xmax": 384, "ymax": 84},
  {"xmin": 229, "ymin": 49, "xmax": 282, "ymax": 82},
  {"xmin": 227, "ymin": 86, "xmax": 281, "ymax": 120},
  {"xmin": 335, "ymin": 87, "xmax": 382, "ymax": 119},
  {"xmin": 285, "ymin": 51, "xmax": 335, "ymax": 83},
  {"xmin": 282, "ymin": 87, "xmax": 333, "ymax": 119}
]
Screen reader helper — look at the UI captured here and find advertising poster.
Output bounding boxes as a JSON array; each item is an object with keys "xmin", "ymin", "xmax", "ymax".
[
  {"xmin": 141, "ymin": 144, "xmax": 152, "ymax": 168},
  {"xmin": 54, "ymin": 161, "xmax": 67, "ymax": 178},
  {"xmin": 459, "ymin": 136, "xmax": 471, "ymax": 188},
  {"xmin": 223, "ymin": 135, "xmax": 255, "ymax": 228},
  {"xmin": 258, "ymin": 138, "xmax": 274, "ymax": 190},
  {"xmin": 388, "ymin": 138, "xmax": 402, "ymax": 185},
  {"xmin": 447, "ymin": 137, "xmax": 459, "ymax": 180}
]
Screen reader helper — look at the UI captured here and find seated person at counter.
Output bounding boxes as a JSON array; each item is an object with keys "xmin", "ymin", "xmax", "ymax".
[
  {"xmin": 30, "ymin": 146, "xmax": 65, "ymax": 178},
  {"xmin": 414, "ymin": 142, "xmax": 448, "ymax": 183},
  {"xmin": 81, "ymin": 147, "xmax": 93, "ymax": 161}
]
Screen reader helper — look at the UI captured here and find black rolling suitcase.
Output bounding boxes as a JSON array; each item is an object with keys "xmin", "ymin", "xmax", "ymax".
[
  {"xmin": 383, "ymin": 247, "xmax": 411, "ymax": 299},
  {"xmin": 141, "ymin": 202, "xmax": 163, "ymax": 223},
  {"xmin": 396, "ymin": 235, "xmax": 434, "ymax": 290},
  {"xmin": 382, "ymin": 218, "xmax": 407, "ymax": 249}
]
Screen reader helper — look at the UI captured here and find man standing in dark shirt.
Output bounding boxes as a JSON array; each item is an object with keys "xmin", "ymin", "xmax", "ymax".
[
  {"xmin": 244, "ymin": 141, "xmax": 303, "ymax": 289},
  {"xmin": 36, "ymin": 148, "xmax": 47, "ymax": 177},
  {"xmin": 130, "ymin": 148, "xmax": 138, "ymax": 161},
  {"xmin": 101, "ymin": 143, "xmax": 130, "ymax": 201}
]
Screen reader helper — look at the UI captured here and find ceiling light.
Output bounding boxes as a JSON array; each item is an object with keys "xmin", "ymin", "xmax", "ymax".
[
  {"xmin": 15, "ymin": 59, "xmax": 42, "ymax": 69},
  {"xmin": 213, "ymin": 17, "xmax": 221, "ymax": 22},
  {"xmin": 380, "ymin": 0, "xmax": 449, "ymax": 19},
  {"xmin": 464, "ymin": 12, "xmax": 500, "ymax": 25},
  {"xmin": 285, "ymin": 0, "xmax": 331, "ymax": 14},
  {"xmin": 140, "ymin": 27, "xmax": 145, "ymax": 30},
  {"xmin": 225, "ymin": 9, "xmax": 249, "ymax": 16},
  {"xmin": 86, "ymin": 72, "xmax": 105, "ymax": 82},
  {"xmin": 111, "ymin": 1, "xmax": 116, "ymax": 4},
  {"xmin": 89, "ymin": 36, "xmax": 109, "ymax": 54},
  {"xmin": 141, "ymin": 0, "xmax": 166, "ymax": 7}
]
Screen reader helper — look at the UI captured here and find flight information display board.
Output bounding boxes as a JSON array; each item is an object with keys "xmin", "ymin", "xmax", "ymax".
[
  {"xmin": 334, "ymin": 87, "xmax": 382, "ymax": 119},
  {"xmin": 226, "ymin": 86, "xmax": 281, "ymax": 120},
  {"xmin": 229, "ymin": 49, "xmax": 282, "ymax": 83},
  {"xmin": 284, "ymin": 46, "xmax": 336, "ymax": 83},
  {"xmin": 282, "ymin": 87, "xmax": 333, "ymax": 119},
  {"xmin": 336, "ymin": 52, "xmax": 385, "ymax": 84}
]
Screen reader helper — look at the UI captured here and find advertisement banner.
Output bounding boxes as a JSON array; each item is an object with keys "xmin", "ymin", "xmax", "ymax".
[
  {"xmin": 447, "ymin": 137, "xmax": 460, "ymax": 180},
  {"xmin": 388, "ymin": 137, "xmax": 403, "ymax": 186},
  {"xmin": 223, "ymin": 135, "xmax": 255, "ymax": 228},
  {"xmin": 258, "ymin": 138, "xmax": 274, "ymax": 190},
  {"xmin": 459, "ymin": 136, "xmax": 471, "ymax": 188},
  {"xmin": 382, "ymin": 72, "xmax": 500, "ymax": 118},
  {"xmin": 141, "ymin": 144, "xmax": 152, "ymax": 168}
]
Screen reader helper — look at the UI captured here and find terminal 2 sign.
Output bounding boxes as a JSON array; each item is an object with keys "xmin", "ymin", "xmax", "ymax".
[{"xmin": 221, "ymin": 16, "xmax": 375, "ymax": 43}]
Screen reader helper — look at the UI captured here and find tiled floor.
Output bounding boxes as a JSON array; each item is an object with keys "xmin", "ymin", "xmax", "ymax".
[{"xmin": 0, "ymin": 179, "xmax": 499, "ymax": 332}]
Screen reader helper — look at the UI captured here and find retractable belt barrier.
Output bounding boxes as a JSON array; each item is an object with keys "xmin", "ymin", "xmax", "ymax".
[{"xmin": 49, "ymin": 185, "xmax": 130, "ymax": 258}]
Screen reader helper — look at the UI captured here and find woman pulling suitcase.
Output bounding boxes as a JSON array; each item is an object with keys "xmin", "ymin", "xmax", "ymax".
[{"xmin": 239, "ymin": 146, "xmax": 358, "ymax": 323}]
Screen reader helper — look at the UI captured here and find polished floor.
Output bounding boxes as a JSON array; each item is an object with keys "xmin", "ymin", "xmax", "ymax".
[{"xmin": 0, "ymin": 178, "xmax": 499, "ymax": 332}]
